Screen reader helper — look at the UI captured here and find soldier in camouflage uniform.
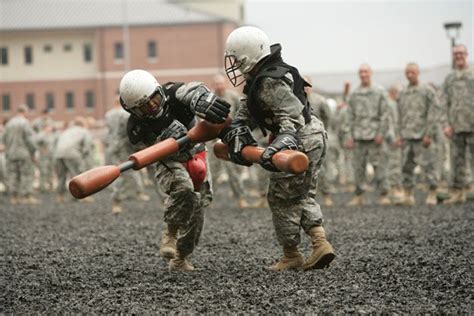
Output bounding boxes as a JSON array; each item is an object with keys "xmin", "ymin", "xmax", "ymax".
[
  {"xmin": 119, "ymin": 69, "xmax": 230, "ymax": 271},
  {"xmin": 441, "ymin": 44, "xmax": 474, "ymax": 204},
  {"xmin": 343, "ymin": 64, "xmax": 391, "ymax": 206},
  {"xmin": 208, "ymin": 74, "xmax": 253, "ymax": 208},
  {"xmin": 54, "ymin": 118, "xmax": 95, "ymax": 203},
  {"xmin": 104, "ymin": 99, "xmax": 150, "ymax": 213},
  {"xmin": 304, "ymin": 76, "xmax": 334, "ymax": 206},
  {"xmin": 34, "ymin": 125, "xmax": 56, "ymax": 192},
  {"xmin": 2, "ymin": 105, "xmax": 39, "ymax": 204},
  {"xmin": 31, "ymin": 108, "xmax": 54, "ymax": 133},
  {"xmin": 335, "ymin": 101, "xmax": 355, "ymax": 190},
  {"xmin": 221, "ymin": 26, "xmax": 335, "ymax": 271},
  {"xmin": 394, "ymin": 63, "xmax": 440, "ymax": 206},
  {"xmin": 385, "ymin": 85, "xmax": 404, "ymax": 203},
  {"xmin": 0, "ymin": 122, "xmax": 7, "ymax": 194}
]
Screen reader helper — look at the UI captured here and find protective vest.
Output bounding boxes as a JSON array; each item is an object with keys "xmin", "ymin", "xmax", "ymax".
[
  {"xmin": 127, "ymin": 82, "xmax": 196, "ymax": 146},
  {"xmin": 243, "ymin": 44, "xmax": 312, "ymax": 134}
]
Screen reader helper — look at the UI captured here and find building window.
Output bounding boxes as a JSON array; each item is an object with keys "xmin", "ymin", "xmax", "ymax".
[
  {"xmin": 43, "ymin": 44, "xmax": 53, "ymax": 53},
  {"xmin": 64, "ymin": 44, "xmax": 72, "ymax": 52},
  {"xmin": 46, "ymin": 92, "xmax": 54, "ymax": 110},
  {"xmin": 2, "ymin": 94, "xmax": 10, "ymax": 112},
  {"xmin": 114, "ymin": 42, "xmax": 123, "ymax": 61},
  {"xmin": 65, "ymin": 92, "xmax": 75, "ymax": 111},
  {"xmin": 26, "ymin": 93, "xmax": 35, "ymax": 110},
  {"xmin": 147, "ymin": 41, "xmax": 157, "ymax": 59},
  {"xmin": 85, "ymin": 91, "xmax": 95, "ymax": 110},
  {"xmin": 0, "ymin": 47, "xmax": 8, "ymax": 65},
  {"xmin": 24, "ymin": 46, "xmax": 33, "ymax": 64},
  {"xmin": 83, "ymin": 43, "xmax": 92, "ymax": 62}
]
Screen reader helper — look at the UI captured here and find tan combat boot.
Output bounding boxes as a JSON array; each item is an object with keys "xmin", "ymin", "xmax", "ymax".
[
  {"xmin": 24, "ymin": 195, "xmax": 41, "ymax": 205},
  {"xmin": 425, "ymin": 189, "xmax": 438, "ymax": 206},
  {"xmin": 402, "ymin": 188, "xmax": 416, "ymax": 206},
  {"xmin": 81, "ymin": 196, "xmax": 95, "ymax": 203},
  {"xmin": 269, "ymin": 246, "xmax": 304, "ymax": 271},
  {"xmin": 443, "ymin": 188, "xmax": 466, "ymax": 204},
  {"xmin": 169, "ymin": 251, "xmax": 194, "ymax": 272},
  {"xmin": 302, "ymin": 226, "xmax": 335, "ymax": 270},
  {"xmin": 10, "ymin": 195, "xmax": 18, "ymax": 205},
  {"xmin": 322, "ymin": 194, "xmax": 335, "ymax": 207},
  {"xmin": 377, "ymin": 193, "xmax": 392, "ymax": 205},
  {"xmin": 137, "ymin": 192, "xmax": 150, "ymax": 202},
  {"xmin": 55, "ymin": 194, "xmax": 65, "ymax": 203},
  {"xmin": 347, "ymin": 194, "xmax": 364, "ymax": 207},
  {"xmin": 112, "ymin": 200, "xmax": 123, "ymax": 214},
  {"xmin": 390, "ymin": 187, "xmax": 405, "ymax": 205},
  {"xmin": 160, "ymin": 225, "xmax": 178, "ymax": 259}
]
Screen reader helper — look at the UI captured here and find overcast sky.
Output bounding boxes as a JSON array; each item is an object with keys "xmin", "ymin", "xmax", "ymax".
[{"xmin": 245, "ymin": 0, "xmax": 473, "ymax": 74}]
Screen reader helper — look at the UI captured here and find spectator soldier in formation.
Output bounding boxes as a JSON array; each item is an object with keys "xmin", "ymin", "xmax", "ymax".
[
  {"xmin": 395, "ymin": 63, "xmax": 440, "ymax": 205},
  {"xmin": 2, "ymin": 105, "xmax": 39, "ymax": 204},
  {"xmin": 343, "ymin": 64, "xmax": 391, "ymax": 206},
  {"xmin": 441, "ymin": 44, "xmax": 474, "ymax": 204}
]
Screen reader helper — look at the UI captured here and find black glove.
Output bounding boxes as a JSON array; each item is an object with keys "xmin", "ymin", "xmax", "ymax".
[
  {"xmin": 260, "ymin": 132, "xmax": 299, "ymax": 172},
  {"xmin": 219, "ymin": 124, "xmax": 258, "ymax": 166},
  {"xmin": 160, "ymin": 120, "xmax": 188, "ymax": 140},
  {"xmin": 191, "ymin": 87, "xmax": 230, "ymax": 124}
]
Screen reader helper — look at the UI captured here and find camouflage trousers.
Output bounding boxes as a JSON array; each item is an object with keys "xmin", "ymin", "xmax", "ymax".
[
  {"xmin": 450, "ymin": 132, "xmax": 474, "ymax": 188},
  {"xmin": 386, "ymin": 146, "xmax": 402, "ymax": 188},
  {"xmin": 401, "ymin": 139, "xmax": 438, "ymax": 190},
  {"xmin": 0, "ymin": 153, "xmax": 7, "ymax": 190},
  {"xmin": 208, "ymin": 141, "xmax": 244, "ymax": 199},
  {"xmin": 267, "ymin": 132, "xmax": 326, "ymax": 248},
  {"xmin": 55, "ymin": 158, "xmax": 83, "ymax": 194},
  {"xmin": 109, "ymin": 147, "xmax": 146, "ymax": 202},
  {"xmin": 353, "ymin": 140, "xmax": 389, "ymax": 195},
  {"xmin": 155, "ymin": 156, "xmax": 213, "ymax": 256},
  {"xmin": 38, "ymin": 155, "xmax": 55, "ymax": 191},
  {"xmin": 6, "ymin": 158, "xmax": 35, "ymax": 197}
]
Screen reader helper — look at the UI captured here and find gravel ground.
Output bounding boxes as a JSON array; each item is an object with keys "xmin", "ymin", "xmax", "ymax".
[{"xmin": 1, "ymin": 188, "xmax": 472, "ymax": 313}]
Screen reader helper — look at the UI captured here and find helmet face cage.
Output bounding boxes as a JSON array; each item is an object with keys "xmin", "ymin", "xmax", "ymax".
[
  {"xmin": 225, "ymin": 55, "xmax": 246, "ymax": 87},
  {"xmin": 121, "ymin": 86, "xmax": 167, "ymax": 119}
]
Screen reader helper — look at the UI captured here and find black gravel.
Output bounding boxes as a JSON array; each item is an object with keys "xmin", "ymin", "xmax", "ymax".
[{"xmin": 1, "ymin": 188, "xmax": 472, "ymax": 313}]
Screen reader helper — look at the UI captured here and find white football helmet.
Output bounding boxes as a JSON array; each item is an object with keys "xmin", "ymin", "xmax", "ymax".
[
  {"xmin": 119, "ymin": 69, "xmax": 167, "ymax": 119},
  {"xmin": 224, "ymin": 26, "xmax": 271, "ymax": 87}
]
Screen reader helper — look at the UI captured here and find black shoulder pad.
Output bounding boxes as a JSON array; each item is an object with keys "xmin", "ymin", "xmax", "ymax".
[
  {"xmin": 163, "ymin": 82, "xmax": 185, "ymax": 104},
  {"xmin": 126, "ymin": 115, "xmax": 147, "ymax": 145},
  {"xmin": 259, "ymin": 65, "xmax": 290, "ymax": 79}
]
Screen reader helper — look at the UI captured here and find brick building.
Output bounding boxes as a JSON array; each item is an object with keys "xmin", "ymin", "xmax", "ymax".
[{"xmin": 0, "ymin": 0, "xmax": 239, "ymax": 122}]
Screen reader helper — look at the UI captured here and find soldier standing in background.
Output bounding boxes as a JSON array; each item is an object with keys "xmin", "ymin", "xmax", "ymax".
[
  {"xmin": 209, "ymin": 74, "xmax": 253, "ymax": 208},
  {"xmin": 343, "ymin": 64, "xmax": 391, "ymax": 206},
  {"xmin": 54, "ymin": 117, "xmax": 95, "ymax": 203},
  {"xmin": 441, "ymin": 44, "xmax": 474, "ymax": 204},
  {"xmin": 31, "ymin": 108, "xmax": 54, "ymax": 133},
  {"xmin": 2, "ymin": 105, "xmax": 39, "ymax": 204},
  {"xmin": 386, "ymin": 84, "xmax": 404, "ymax": 203},
  {"xmin": 104, "ymin": 98, "xmax": 150, "ymax": 213},
  {"xmin": 304, "ymin": 76, "xmax": 334, "ymax": 207},
  {"xmin": 34, "ymin": 125, "xmax": 56, "ymax": 192},
  {"xmin": 0, "ymin": 121, "xmax": 7, "ymax": 194},
  {"xmin": 395, "ymin": 63, "xmax": 440, "ymax": 206}
]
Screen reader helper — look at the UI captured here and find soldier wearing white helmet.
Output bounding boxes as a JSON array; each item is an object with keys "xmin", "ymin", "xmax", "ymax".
[
  {"xmin": 219, "ymin": 26, "xmax": 335, "ymax": 271},
  {"xmin": 119, "ymin": 69, "xmax": 230, "ymax": 272}
]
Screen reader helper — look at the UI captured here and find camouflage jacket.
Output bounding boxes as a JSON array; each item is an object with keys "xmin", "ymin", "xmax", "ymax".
[
  {"xmin": 54, "ymin": 126, "xmax": 95, "ymax": 160},
  {"xmin": 397, "ymin": 83, "xmax": 440, "ymax": 140},
  {"xmin": 234, "ymin": 75, "xmax": 326, "ymax": 154},
  {"xmin": 307, "ymin": 92, "xmax": 331, "ymax": 129},
  {"xmin": 344, "ymin": 84, "xmax": 389, "ymax": 141},
  {"xmin": 2, "ymin": 115, "xmax": 36, "ymax": 160},
  {"xmin": 441, "ymin": 67, "xmax": 474, "ymax": 133}
]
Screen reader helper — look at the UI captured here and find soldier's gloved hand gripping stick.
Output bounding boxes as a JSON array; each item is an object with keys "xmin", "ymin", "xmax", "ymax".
[
  {"xmin": 213, "ymin": 142, "xmax": 309, "ymax": 175},
  {"xmin": 69, "ymin": 119, "xmax": 231, "ymax": 199}
]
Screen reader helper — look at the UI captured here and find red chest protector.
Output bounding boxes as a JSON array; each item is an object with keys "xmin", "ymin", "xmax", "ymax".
[{"xmin": 182, "ymin": 151, "xmax": 207, "ymax": 191}]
